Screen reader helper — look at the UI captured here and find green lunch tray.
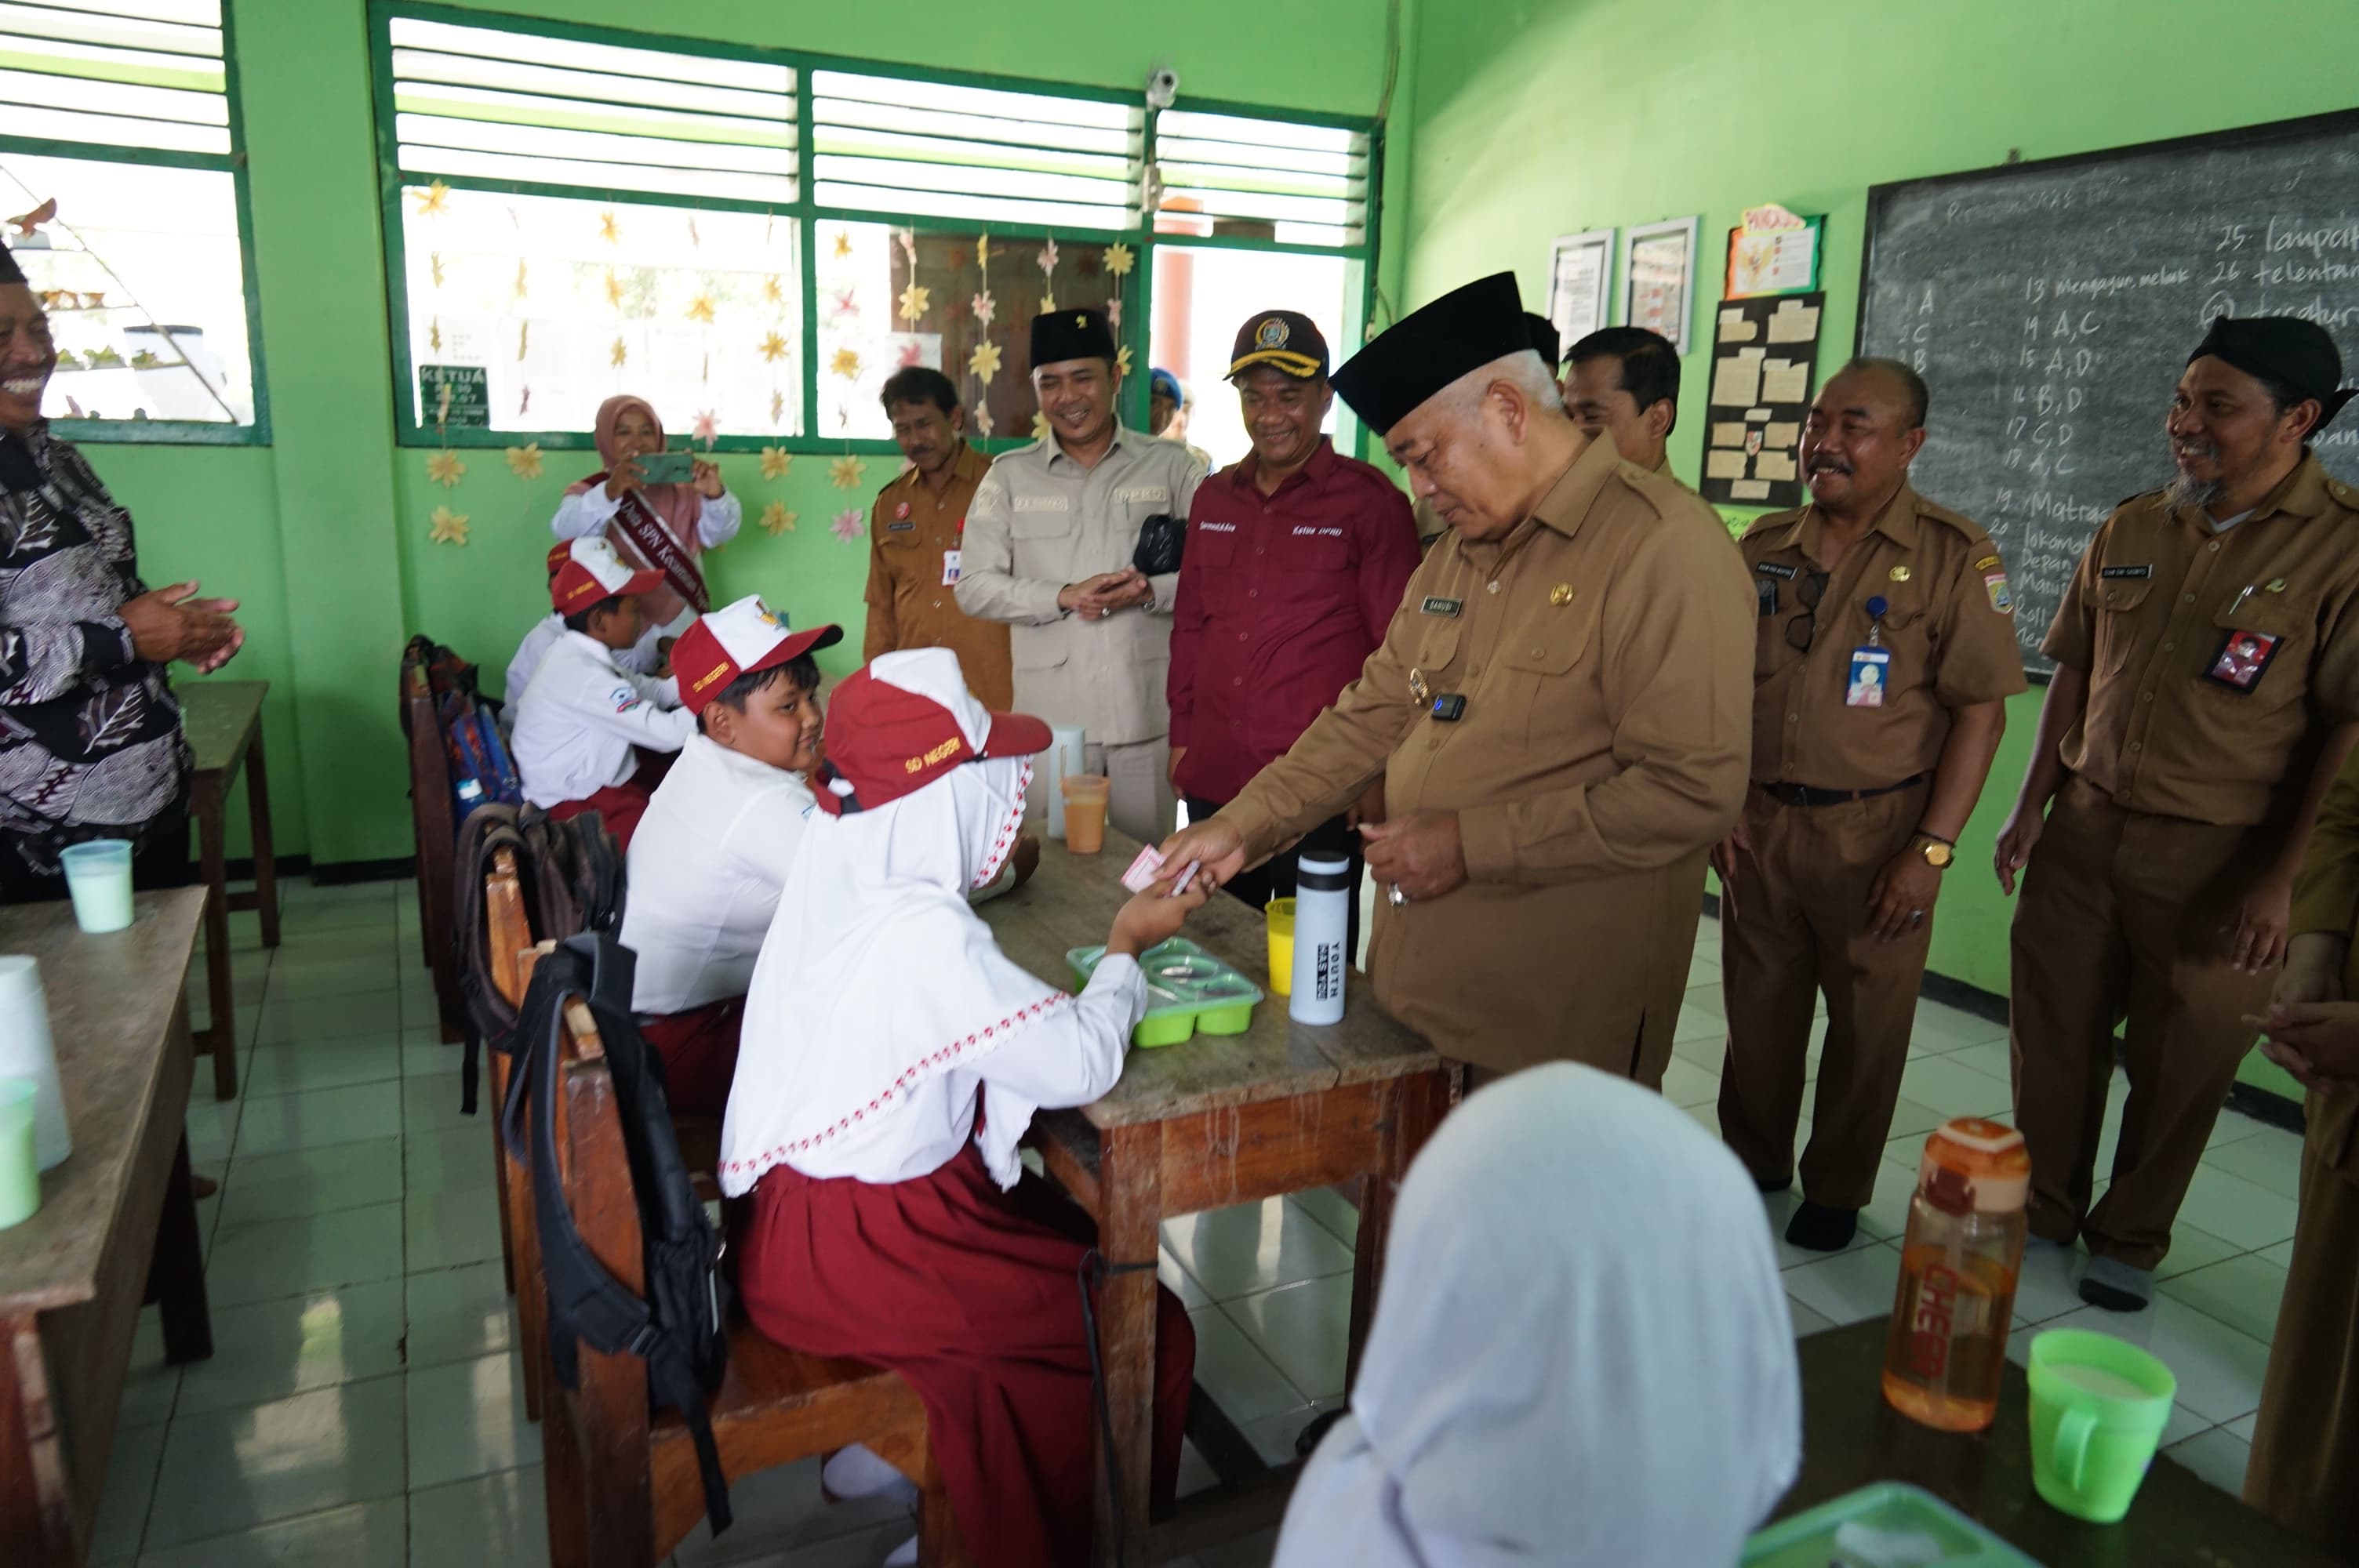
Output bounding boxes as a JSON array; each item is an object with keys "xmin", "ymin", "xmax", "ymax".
[
  {"xmin": 1067, "ymin": 938, "xmax": 1265, "ymax": 1048},
  {"xmin": 1742, "ymin": 1482, "xmax": 2037, "ymax": 1566}
]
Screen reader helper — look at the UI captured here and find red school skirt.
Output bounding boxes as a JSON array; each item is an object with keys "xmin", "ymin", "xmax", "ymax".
[
  {"xmin": 634, "ymin": 996, "xmax": 741, "ymax": 1117},
  {"xmin": 737, "ymin": 1142, "xmax": 1195, "ymax": 1568}
]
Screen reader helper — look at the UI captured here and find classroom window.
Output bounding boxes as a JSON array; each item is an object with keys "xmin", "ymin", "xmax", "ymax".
[{"xmin": 0, "ymin": 1, "xmax": 264, "ymax": 438}]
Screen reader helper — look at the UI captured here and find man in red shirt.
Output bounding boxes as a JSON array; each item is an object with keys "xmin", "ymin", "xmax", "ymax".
[{"xmin": 1169, "ymin": 310, "xmax": 1421, "ymax": 955}]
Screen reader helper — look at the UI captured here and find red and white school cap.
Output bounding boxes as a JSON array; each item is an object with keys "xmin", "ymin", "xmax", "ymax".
[
  {"xmin": 812, "ymin": 648, "xmax": 1052, "ymax": 817},
  {"xmin": 551, "ymin": 535, "xmax": 666, "ymax": 612},
  {"xmin": 671, "ymin": 596, "xmax": 843, "ymax": 707}
]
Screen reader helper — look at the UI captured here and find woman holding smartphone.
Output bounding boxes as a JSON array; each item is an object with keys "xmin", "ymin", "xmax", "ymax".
[{"xmin": 551, "ymin": 394, "xmax": 741, "ymax": 669}]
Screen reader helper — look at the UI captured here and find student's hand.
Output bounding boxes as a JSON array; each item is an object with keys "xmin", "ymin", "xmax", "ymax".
[
  {"xmin": 2277, "ymin": 932, "xmax": 2350, "ymax": 1010},
  {"xmin": 1009, "ymin": 833, "xmax": 1041, "ymax": 891},
  {"xmin": 2224, "ymin": 869, "xmax": 2295, "ymax": 975},
  {"xmin": 2250, "ymin": 1001, "xmax": 2359, "ymax": 1088},
  {"xmin": 1993, "ymin": 803, "xmax": 2043, "ymax": 896},
  {"xmin": 692, "ymin": 458, "xmax": 725, "ymax": 499},
  {"xmin": 122, "ymin": 581, "xmax": 238, "ymax": 665},
  {"xmin": 1361, "ymin": 810, "xmax": 1466, "ymax": 902},
  {"xmin": 1156, "ymin": 817, "xmax": 1247, "ymax": 894},
  {"xmin": 1107, "ymin": 875, "xmax": 1213, "ymax": 958},
  {"xmin": 605, "ymin": 456, "xmax": 645, "ymax": 500}
]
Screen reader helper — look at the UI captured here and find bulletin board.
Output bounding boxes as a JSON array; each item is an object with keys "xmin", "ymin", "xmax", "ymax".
[{"xmin": 1700, "ymin": 291, "xmax": 1823, "ymax": 509}]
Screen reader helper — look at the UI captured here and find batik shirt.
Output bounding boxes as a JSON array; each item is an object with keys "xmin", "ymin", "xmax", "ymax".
[{"xmin": 0, "ymin": 425, "xmax": 190, "ymax": 872}]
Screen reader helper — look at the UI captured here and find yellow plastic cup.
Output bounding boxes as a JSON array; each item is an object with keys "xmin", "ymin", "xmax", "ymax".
[
  {"xmin": 2026, "ymin": 1328, "xmax": 2176, "ymax": 1523},
  {"xmin": 1266, "ymin": 898, "xmax": 1295, "ymax": 996}
]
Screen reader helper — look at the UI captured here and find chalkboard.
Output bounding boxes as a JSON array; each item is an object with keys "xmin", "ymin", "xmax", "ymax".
[{"xmin": 1857, "ymin": 111, "xmax": 2359, "ymax": 677}]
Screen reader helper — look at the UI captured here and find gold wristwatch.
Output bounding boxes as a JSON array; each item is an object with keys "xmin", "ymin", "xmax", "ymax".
[{"xmin": 1916, "ymin": 833, "xmax": 1955, "ymax": 870}]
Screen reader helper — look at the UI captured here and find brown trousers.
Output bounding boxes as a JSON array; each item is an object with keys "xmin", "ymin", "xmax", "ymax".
[
  {"xmin": 2008, "ymin": 776, "xmax": 2279, "ymax": 1269},
  {"xmin": 2246, "ymin": 1118, "xmax": 2359, "ymax": 1552},
  {"xmin": 1718, "ymin": 783, "xmax": 1933, "ymax": 1209}
]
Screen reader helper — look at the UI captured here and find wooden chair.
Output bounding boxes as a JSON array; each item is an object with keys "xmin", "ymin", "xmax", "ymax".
[
  {"xmin": 399, "ymin": 648, "xmax": 464, "ymax": 1043},
  {"xmin": 526, "ymin": 956, "xmax": 969, "ymax": 1566}
]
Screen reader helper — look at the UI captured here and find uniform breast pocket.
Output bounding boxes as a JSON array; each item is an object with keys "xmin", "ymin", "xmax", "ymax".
[
  {"xmin": 1010, "ymin": 507, "xmax": 1075, "ymax": 543},
  {"xmin": 2084, "ymin": 578, "xmax": 2154, "ymax": 677},
  {"xmin": 1500, "ymin": 608, "xmax": 1598, "ymax": 752},
  {"xmin": 2203, "ymin": 592, "xmax": 2314, "ymax": 702},
  {"xmin": 1183, "ymin": 527, "xmax": 1241, "ymax": 612}
]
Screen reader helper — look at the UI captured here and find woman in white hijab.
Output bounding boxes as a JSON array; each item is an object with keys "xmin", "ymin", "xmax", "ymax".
[
  {"xmin": 1274, "ymin": 1062, "xmax": 1804, "ymax": 1568},
  {"xmin": 722, "ymin": 648, "xmax": 1212, "ymax": 1568}
]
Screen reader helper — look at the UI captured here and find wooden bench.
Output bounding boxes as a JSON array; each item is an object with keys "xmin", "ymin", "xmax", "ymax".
[
  {"xmin": 525, "ymin": 950, "xmax": 969, "ymax": 1566},
  {"xmin": 400, "ymin": 649, "xmax": 464, "ymax": 1043}
]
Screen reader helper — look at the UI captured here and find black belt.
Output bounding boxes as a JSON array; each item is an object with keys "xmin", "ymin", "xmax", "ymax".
[{"xmin": 1756, "ymin": 774, "xmax": 1927, "ymax": 808}]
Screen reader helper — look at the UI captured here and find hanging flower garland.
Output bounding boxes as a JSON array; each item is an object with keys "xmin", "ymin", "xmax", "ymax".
[
  {"xmin": 427, "ymin": 504, "xmax": 469, "ymax": 546},
  {"xmin": 505, "ymin": 444, "xmax": 543, "ymax": 480}
]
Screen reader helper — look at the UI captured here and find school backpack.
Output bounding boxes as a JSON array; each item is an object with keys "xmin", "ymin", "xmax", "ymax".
[
  {"xmin": 439, "ymin": 689, "xmax": 523, "ymax": 824},
  {"xmin": 503, "ymin": 933, "xmax": 734, "ymax": 1535}
]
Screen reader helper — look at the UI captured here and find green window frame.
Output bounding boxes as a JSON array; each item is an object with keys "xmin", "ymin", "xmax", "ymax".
[
  {"xmin": 0, "ymin": 0, "xmax": 271, "ymax": 446},
  {"xmin": 366, "ymin": 0, "xmax": 1379, "ymax": 459}
]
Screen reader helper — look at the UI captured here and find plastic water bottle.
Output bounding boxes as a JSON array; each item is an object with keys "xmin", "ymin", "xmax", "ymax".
[
  {"xmin": 1882, "ymin": 1116, "xmax": 2031, "ymax": 1432},
  {"xmin": 1287, "ymin": 855, "xmax": 1350, "ymax": 1025}
]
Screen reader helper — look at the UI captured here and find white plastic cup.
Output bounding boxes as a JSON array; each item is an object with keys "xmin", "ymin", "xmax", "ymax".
[
  {"xmin": 1045, "ymin": 724, "xmax": 1085, "ymax": 840},
  {"xmin": 0, "ymin": 955, "xmax": 71, "ymax": 1170},
  {"xmin": 60, "ymin": 840, "xmax": 135, "ymax": 934},
  {"xmin": 0, "ymin": 1079, "xmax": 37, "ymax": 1229}
]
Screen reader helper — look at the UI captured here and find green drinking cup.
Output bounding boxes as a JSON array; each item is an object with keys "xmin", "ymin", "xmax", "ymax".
[
  {"xmin": 0, "ymin": 1078, "xmax": 38, "ymax": 1229},
  {"xmin": 2026, "ymin": 1328, "xmax": 2176, "ymax": 1523}
]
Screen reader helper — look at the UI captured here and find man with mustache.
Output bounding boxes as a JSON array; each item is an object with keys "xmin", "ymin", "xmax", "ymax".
[
  {"xmin": 1168, "ymin": 311, "xmax": 1419, "ymax": 956},
  {"xmin": 1714, "ymin": 358, "xmax": 2024, "ymax": 1252},
  {"xmin": 1997, "ymin": 315, "xmax": 2359, "ymax": 1312},
  {"xmin": 958, "ymin": 307, "xmax": 1207, "ymax": 841},
  {"xmin": 863, "ymin": 366, "xmax": 1011, "ymax": 710}
]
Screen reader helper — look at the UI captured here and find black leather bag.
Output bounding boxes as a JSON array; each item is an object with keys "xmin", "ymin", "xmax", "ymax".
[{"xmin": 1132, "ymin": 513, "xmax": 1187, "ymax": 577}]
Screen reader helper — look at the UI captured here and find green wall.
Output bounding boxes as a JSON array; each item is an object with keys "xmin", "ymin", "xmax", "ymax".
[
  {"xmin": 1399, "ymin": 0, "xmax": 2359, "ymax": 1096},
  {"xmin": 71, "ymin": 0, "xmax": 1405, "ymax": 865}
]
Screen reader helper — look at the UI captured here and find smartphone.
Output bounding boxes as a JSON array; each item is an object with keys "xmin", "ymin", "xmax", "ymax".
[{"xmin": 637, "ymin": 450, "xmax": 696, "ymax": 485}]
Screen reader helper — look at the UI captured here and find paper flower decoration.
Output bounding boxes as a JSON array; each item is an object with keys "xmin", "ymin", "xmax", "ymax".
[
  {"xmin": 688, "ymin": 216, "xmax": 702, "ymax": 248},
  {"xmin": 1031, "ymin": 411, "xmax": 1052, "ymax": 439},
  {"xmin": 1041, "ymin": 291, "xmax": 1056, "ymax": 315},
  {"xmin": 1116, "ymin": 345, "xmax": 1134, "ymax": 378},
  {"xmin": 598, "ymin": 210, "xmax": 620, "ymax": 244},
  {"xmin": 1107, "ymin": 296, "xmax": 1123, "ymax": 330},
  {"xmin": 971, "ymin": 290, "xmax": 996, "ymax": 328},
  {"xmin": 758, "ymin": 332, "xmax": 788, "ymax": 363},
  {"xmin": 969, "ymin": 341, "xmax": 1003, "ymax": 383},
  {"xmin": 427, "ymin": 318, "xmax": 442, "ymax": 352},
  {"xmin": 604, "ymin": 270, "xmax": 624, "ymax": 307},
  {"xmin": 514, "ymin": 260, "xmax": 529, "ymax": 299},
  {"xmin": 831, "ymin": 509, "xmax": 864, "ymax": 543},
  {"xmin": 610, "ymin": 337, "xmax": 628, "ymax": 368},
  {"xmin": 769, "ymin": 390, "xmax": 785, "ymax": 425},
  {"xmin": 898, "ymin": 285, "xmax": 930, "ymax": 325},
  {"xmin": 830, "ymin": 456, "xmax": 867, "ymax": 490},
  {"xmin": 689, "ymin": 410, "xmax": 718, "ymax": 448},
  {"xmin": 832, "ymin": 230, "xmax": 852, "ymax": 258},
  {"xmin": 518, "ymin": 387, "xmax": 532, "ymax": 417},
  {"xmin": 973, "ymin": 406, "xmax": 995, "ymax": 437},
  {"xmin": 830, "ymin": 286, "xmax": 859, "ymax": 319},
  {"xmin": 685, "ymin": 294, "xmax": 716, "ymax": 324},
  {"xmin": 976, "ymin": 233, "xmax": 990, "ymax": 268},
  {"xmin": 898, "ymin": 229, "xmax": 918, "ymax": 265},
  {"xmin": 830, "ymin": 347, "xmax": 862, "ymax": 380},
  {"xmin": 427, "ymin": 505, "xmax": 469, "ymax": 546},
  {"xmin": 505, "ymin": 443, "xmax": 543, "ymax": 480},
  {"xmin": 1037, "ymin": 238, "xmax": 1059, "ymax": 274},
  {"xmin": 516, "ymin": 321, "xmax": 529, "ymax": 361},
  {"xmin": 763, "ymin": 274, "xmax": 783, "ymax": 305},
  {"xmin": 429, "ymin": 252, "xmax": 445, "ymax": 289},
  {"xmin": 1104, "ymin": 242, "xmax": 1135, "ymax": 278},
  {"xmin": 426, "ymin": 450, "xmax": 466, "ymax": 488},
  {"xmin": 761, "ymin": 502, "xmax": 795, "ymax": 535},
  {"xmin": 413, "ymin": 180, "xmax": 450, "ymax": 217},
  {"xmin": 760, "ymin": 446, "xmax": 791, "ymax": 481}
]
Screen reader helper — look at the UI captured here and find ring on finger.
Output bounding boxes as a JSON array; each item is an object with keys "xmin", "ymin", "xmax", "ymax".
[{"xmin": 1387, "ymin": 882, "xmax": 1407, "ymax": 907}]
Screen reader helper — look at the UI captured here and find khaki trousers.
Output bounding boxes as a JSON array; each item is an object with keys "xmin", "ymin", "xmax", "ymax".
[
  {"xmin": 2008, "ymin": 776, "xmax": 2280, "ymax": 1269},
  {"xmin": 2245, "ymin": 1123, "xmax": 2359, "ymax": 1552},
  {"xmin": 1718, "ymin": 783, "xmax": 1934, "ymax": 1209}
]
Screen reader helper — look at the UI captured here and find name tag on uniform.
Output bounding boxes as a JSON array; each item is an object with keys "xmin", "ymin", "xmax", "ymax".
[
  {"xmin": 1846, "ymin": 647, "xmax": 1891, "ymax": 709},
  {"xmin": 940, "ymin": 549, "xmax": 961, "ymax": 586},
  {"xmin": 1011, "ymin": 496, "xmax": 1069, "ymax": 512},
  {"xmin": 2207, "ymin": 629, "xmax": 2281, "ymax": 692},
  {"xmin": 886, "ymin": 520, "xmax": 916, "ymax": 533},
  {"xmin": 1113, "ymin": 485, "xmax": 1169, "ymax": 506},
  {"xmin": 1420, "ymin": 596, "xmax": 1462, "ymax": 617},
  {"xmin": 1756, "ymin": 561, "xmax": 1799, "ymax": 580},
  {"xmin": 2100, "ymin": 564, "xmax": 2153, "ymax": 579}
]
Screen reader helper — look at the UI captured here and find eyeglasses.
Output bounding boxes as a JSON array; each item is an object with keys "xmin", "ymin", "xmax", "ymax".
[{"xmin": 1785, "ymin": 570, "xmax": 1831, "ymax": 652}]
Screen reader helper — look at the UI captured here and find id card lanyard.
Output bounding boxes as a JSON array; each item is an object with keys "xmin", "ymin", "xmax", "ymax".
[{"xmin": 1847, "ymin": 593, "xmax": 1891, "ymax": 710}]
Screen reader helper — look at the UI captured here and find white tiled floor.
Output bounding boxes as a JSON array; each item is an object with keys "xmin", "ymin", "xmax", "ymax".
[{"xmin": 88, "ymin": 895, "xmax": 2302, "ymax": 1563}]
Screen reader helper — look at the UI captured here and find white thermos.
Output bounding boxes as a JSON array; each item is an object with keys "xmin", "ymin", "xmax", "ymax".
[
  {"xmin": 1045, "ymin": 724, "xmax": 1085, "ymax": 840},
  {"xmin": 1288, "ymin": 854, "xmax": 1351, "ymax": 1025},
  {"xmin": 0, "ymin": 955, "xmax": 71, "ymax": 1169}
]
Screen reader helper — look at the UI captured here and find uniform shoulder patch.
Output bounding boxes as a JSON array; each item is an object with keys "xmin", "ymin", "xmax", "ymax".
[
  {"xmin": 2328, "ymin": 477, "xmax": 2359, "ymax": 510},
  {"xmin": 1974, "ymin": 553, "xmax": 2003, "ymax": 572}
]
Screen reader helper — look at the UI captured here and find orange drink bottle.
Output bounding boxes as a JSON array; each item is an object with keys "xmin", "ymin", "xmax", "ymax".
[{"xmin": 1881, "ymin": 1116, "xmax": 2031, "ymax": 1432}]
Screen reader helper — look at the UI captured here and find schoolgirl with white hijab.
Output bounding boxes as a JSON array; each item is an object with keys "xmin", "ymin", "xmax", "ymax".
[
  {"xmin": 1274, "ymin": 1062, "xmax": 1804, "ymax": 1567},
  {"xmin": 722, "ymin": 648, "xmax": 1210, "ymax": 1568}
]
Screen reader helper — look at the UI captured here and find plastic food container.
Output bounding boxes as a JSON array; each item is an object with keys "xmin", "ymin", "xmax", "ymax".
[
  {"xmin": 1741, "ymin": 1481, "xmax": 2036, "ymax": 1566},
  {"xmin": 1067, "ymin": 938, "xmax": 1265, "ymax": 1047}
]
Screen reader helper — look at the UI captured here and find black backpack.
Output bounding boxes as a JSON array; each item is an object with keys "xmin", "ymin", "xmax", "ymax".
[{"xmin": 502, "ymin": 933, "xmax": 734, "ymax": 1535}]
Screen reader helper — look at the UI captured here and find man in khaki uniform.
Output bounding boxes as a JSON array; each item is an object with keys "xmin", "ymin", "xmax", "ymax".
[
  {"xmin": 958, "ymin": 307, "xmax": 1207, "ymax": 841},
  {"xmin": 2247, "ymin": 745, "xmax": 2359, "ymax": 1550},
  {"xmin": 863, "ymin": 365, "xmax": 1010, "ymax": 709},
  {"xmin": 1564, "ymin": 326, "xmax": 1683, "ymax": 483},
  {"xmin": 1154, "ymin": 272, "xmax": 1754, "ymax": 1085},
  {"xmin": 1716, "ymin": 359, "xmax": 2024, "ymax": 1252},
  {"xmin": 1997, "ymin": 315, "xmax": 2359, "ymax": 1312}
]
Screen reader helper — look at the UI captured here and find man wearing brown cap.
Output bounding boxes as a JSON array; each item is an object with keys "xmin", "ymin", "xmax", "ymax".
[
  {"xmin": 1997, "ymin": 314, "xmax": 2359, "ymax": 1312},
  {"xmin": 1168, "ymin": 312, "xmax": 1421, "ymax": 956},
  {"xmin": 1155, "ymin": 273, "xmax": 1754, "ymax": 1087},
  {"xmin": 959, "ymin": 306, "xmax": 1206, "ymax": 841}
]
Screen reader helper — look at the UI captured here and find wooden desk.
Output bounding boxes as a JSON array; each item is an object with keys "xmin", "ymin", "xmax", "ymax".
[
  {"xmin": 0, "ymin": 888, "xmax": 213, "ymax": 1566},
  {"xmin": 978, "ymin": 835, "xmax": 1454, "ymax": 1567},
  {"xmin": 178, "ymin": 680, "xmax": 281, "ymax": 1100},
  {"xmin": 1775, "ymin": 1319, "xmax": 2337, "ymax": 1565}
]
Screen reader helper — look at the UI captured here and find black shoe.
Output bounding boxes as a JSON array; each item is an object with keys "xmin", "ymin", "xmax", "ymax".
[{"xmin": 1783, "ymin": 1200, "xmax": 1859, "ymax": 1252}]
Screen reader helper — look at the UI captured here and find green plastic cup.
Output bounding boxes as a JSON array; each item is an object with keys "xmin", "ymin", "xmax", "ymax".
[
  {"xmin": 2026, "ymin": 1328, "xmax": 2176, "ymax": 1523},
  {"xmin": 0, "ymin": 1078, "xmax": 38, "ymax": 1229}
]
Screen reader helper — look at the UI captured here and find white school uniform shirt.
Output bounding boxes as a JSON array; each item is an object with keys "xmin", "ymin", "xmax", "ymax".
[
  {"xmin": 551, "ymin": 486, "xmax": 743, "ymax": 663},
  {"xmin": 622, "ymin": 735, "xmax": 819, "ymax": 1015},
  {"xmin": 511, "ymin": 630, "xmax": 695, "ymax": 808},
  {"xmin": 506, "ymin": 609, "xmax": 658, "ymax": 702}
]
